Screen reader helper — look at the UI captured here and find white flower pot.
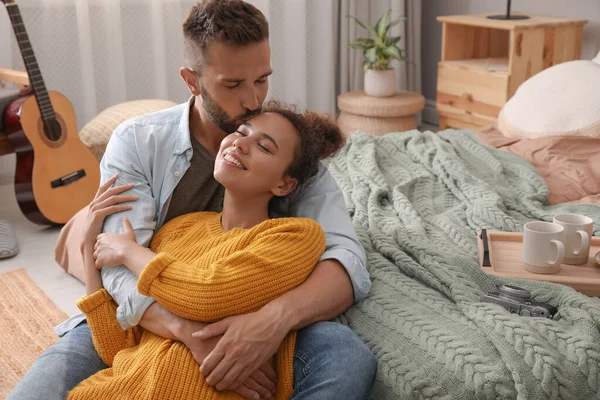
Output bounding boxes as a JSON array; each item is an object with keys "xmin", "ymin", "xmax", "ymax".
[{"xmin": 364, "ymin": 69, "xmax": 396, "ymax": 97}]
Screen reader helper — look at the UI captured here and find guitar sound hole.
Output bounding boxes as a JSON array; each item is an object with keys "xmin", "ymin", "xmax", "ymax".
[{"xmin": 43, "ymin": 118, "xmax": 62, "ymax": 142}]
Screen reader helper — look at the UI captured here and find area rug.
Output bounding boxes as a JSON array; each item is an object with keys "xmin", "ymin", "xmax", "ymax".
[{"xmin": 0, "ymin": 269, "xmax": 67, "ymax": 398}]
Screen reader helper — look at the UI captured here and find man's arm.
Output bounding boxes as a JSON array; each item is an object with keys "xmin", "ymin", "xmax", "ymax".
[
  {"xmin": 264, "ymin": 259, "xmax": 353, "ymax": 330},
  {"xmin": 287, "ymin": 164, "xmax": 371, "ymax": 303},
  {"xmin": 98, "ymin": 124, "xmax": 160, "ymax": 330},
  {"xmin": 265, "ymin": 163, "xmax": 370, "ymax": 328}
]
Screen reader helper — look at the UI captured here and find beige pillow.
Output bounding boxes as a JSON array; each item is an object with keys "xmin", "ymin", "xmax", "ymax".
[
  {"xmin": 498, "ymin": 52, "xmax": 600, "ymax": 139},
  {"xmin": 79, "ymin": 99, "xmax": 178, "ymax": 161}
]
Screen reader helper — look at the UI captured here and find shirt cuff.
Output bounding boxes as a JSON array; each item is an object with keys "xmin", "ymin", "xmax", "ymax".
[
  {"xmin": 137, "ymin": 252, "xmax": 177, "ymax": 296},
  {"xmin": 54, "ymin": 313, "xmax": 87, "ymax": 337},
  {"xmin": 115, "ymin": 291, "xmax": 155, "ymax": 330},
  {"xmin": 77, "ymin": 289, "xmax": 113, "ymax": 313},
  {"xmin": 320, "ymin": 248, "xmax": 371, "ymax": 302}
]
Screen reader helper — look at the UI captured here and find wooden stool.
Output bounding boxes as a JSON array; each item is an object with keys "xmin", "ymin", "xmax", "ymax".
[{"xmin": 337, "ymin": 90, "xmax": 425, "ymax": 136}]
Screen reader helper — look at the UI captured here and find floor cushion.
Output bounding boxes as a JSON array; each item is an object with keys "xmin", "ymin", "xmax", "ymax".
[{"xmin": 79, "ymin": 99, "xmax": 178, "ymax": 161}]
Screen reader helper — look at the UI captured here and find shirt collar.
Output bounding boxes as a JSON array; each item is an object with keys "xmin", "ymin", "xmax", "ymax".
[{"xmin": 174, "ymin": 95, "xmax": 195, "ymax": 156}]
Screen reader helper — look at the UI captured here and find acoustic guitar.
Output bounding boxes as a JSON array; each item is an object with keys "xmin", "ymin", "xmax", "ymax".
[{"xmin": 2, "ymin": 0, "xmax": 100, "ymax": 225}]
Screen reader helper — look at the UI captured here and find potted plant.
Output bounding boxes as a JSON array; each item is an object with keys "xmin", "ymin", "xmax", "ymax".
[{"xmin": 348, "ymin": 10, "xmax": 406, "ymax": 97}]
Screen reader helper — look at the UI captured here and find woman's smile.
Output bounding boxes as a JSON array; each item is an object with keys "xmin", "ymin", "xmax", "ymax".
[{"xmin": 222, "ymin": 151, "xmax": 247, "ymax": 170}]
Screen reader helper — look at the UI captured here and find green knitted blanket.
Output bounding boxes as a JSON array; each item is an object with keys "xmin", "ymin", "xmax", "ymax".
[{"xmin": 328, "ymin": 130, "xmax": 600, "ymax": 400}]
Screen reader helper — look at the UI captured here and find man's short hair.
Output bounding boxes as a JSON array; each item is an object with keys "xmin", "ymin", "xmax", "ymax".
[{"xmin": 183, "ymin": 0, "xmax": 269, "ymax": 74}]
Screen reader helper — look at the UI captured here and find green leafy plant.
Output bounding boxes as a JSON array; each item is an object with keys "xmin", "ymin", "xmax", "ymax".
[{"xmin": 347, "ymin": 9, "xmax": 406, "ymax": 72}]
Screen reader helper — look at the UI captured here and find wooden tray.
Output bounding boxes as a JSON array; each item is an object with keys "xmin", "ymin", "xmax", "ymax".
[{"xmin": 478, "ymin": 230, "xmax": 600, "ymax": 296}]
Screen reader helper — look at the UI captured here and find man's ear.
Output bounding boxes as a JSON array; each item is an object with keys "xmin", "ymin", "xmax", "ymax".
[
  {"xmin": 180, "ymin": 67, "xmax": 201, "ymax": 96},
  {"xmin": 273, "ymin": 176, "xmax": 298, "ymax": 197}
]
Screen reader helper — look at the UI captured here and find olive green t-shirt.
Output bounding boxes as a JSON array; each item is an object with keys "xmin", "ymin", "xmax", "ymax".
[{"xmin": 164, "ymin": 134, "xmax": 224, "ymax": 224}]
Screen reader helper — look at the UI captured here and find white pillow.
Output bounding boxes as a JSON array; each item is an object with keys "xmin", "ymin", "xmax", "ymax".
[{"xmin": 498, "ymin": 51, "xmax": 600, "ymax": 139}]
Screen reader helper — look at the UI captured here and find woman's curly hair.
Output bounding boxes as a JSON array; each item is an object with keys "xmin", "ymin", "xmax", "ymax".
[{"xmin": 262, "ymin": 100, "xmax": 346, "ymax": 189}]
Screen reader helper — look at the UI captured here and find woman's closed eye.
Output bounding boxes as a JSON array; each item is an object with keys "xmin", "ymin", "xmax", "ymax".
[
  {"xmin": 235, "ymin": 130, "xmax": 247, "ymax": 137},
  {"xmin": 257, "ymin": 142, "xmax": 271, "ymax": 153}
]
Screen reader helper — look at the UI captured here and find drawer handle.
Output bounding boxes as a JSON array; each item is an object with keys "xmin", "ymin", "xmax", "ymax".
[{"xmin": 461, "ymin": 92, "xmax": 473, "ymax": 102}]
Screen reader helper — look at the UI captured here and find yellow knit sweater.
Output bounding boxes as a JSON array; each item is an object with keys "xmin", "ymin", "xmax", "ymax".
[{"xmin": 68, "ymin": 212, "xmax": 325, "ymax": 400}]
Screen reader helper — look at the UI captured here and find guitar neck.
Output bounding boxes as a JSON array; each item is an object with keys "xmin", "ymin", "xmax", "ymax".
[{"xmin": 5, "ymin": 2, "xmax": 56, "ymax": 121}]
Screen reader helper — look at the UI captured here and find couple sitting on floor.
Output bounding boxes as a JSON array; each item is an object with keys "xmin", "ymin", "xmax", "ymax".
[{"xmin": 8, "ymin": 1, "xmax": 376, "ymax": 399}]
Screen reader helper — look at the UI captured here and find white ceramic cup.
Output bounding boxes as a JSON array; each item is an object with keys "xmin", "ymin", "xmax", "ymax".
[
  {"xmin": 523, "ymin": 221, "xmax": 565, "ymax": 274},
  {"xmin": 553, "ymin": 213, "xmax": 593, "ymax": 265}
]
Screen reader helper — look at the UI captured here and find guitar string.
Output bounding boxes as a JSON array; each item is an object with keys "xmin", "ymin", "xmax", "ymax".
[{"xmin": 6, "ymin": 2, "xmax": 59, "ymax": 141}]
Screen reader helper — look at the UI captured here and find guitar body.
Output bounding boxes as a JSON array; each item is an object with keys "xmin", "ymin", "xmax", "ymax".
[{"xmin": 4, "ymin": 91, "xmax": 100, "ymax": 224}]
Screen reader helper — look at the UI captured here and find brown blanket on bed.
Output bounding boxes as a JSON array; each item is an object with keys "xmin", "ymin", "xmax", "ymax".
[{"xmin": 476, "ymin": 124, "xmax": 600, "ymax": 205}]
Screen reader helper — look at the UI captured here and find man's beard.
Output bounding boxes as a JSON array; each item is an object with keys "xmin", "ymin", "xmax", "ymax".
[{"xmin": 201, "ymin": 87, "xmax": 261, "ymax": 133}]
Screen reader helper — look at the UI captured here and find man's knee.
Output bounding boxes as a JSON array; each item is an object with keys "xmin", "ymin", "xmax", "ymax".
[
  {"xmin": 47, "ymin": 322, "xmax": 97, "ymax": 358},
  {"xmin": 295, "ymin": 321, "xmax": 377, "ymax": 385}
]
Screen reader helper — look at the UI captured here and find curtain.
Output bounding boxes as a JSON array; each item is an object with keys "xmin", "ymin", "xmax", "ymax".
[
  {"xmin": 1, "ymin": 0, "xmax": 421, "ymax": 129},
  {"xmin": 250, "ymin": 0, "xmax": 339, "ymax": 116},
  {"xmin": 4, "ymin": 0, "xmax": 196, "ymax": 129}
]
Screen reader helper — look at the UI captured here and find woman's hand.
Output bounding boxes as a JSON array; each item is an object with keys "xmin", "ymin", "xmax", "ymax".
[
  {"xmin": 80, "ymin": 174, "xmax": 136, "ymax": 294},
  {"xmin": 81, "ymin": 173, "xmax": 137, "ymax": 250},
  {"xmin": 93, "ymin": 218, "xmax": 138, "ymax": 269}
]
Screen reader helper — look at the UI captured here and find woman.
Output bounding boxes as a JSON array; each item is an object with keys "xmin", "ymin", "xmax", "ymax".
[{"xmin": 68, "ymin": 101, "xmax": 345, "ymax": 400}]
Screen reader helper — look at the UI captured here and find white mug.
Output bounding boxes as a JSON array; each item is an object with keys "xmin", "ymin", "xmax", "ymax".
[
  {"xmin": 553, "ymin": 213, "xmax": 593, "ymax": 265},
  {"xmin": 523, "ymin": 221, "xmax": 565, "ymax": 274}
]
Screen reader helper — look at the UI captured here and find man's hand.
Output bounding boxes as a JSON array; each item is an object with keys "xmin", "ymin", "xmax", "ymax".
[
  {"xmin": 193, "ymin": 306, "xmax": 289, "ymax": 394},
  {"xmin": 179, "ymin": 318, "xmax": 278, "ymax": 399}
]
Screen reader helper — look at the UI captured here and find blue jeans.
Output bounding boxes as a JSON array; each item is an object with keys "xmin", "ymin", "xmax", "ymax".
[{"xmin": 8, "ymin": 321, "xmax": 376, "ymax": 400}]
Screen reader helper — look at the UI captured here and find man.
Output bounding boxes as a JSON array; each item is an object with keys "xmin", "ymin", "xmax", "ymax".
[{"xmin": 9, "ymin": 1, "xmax": 376, "ymax": 399}]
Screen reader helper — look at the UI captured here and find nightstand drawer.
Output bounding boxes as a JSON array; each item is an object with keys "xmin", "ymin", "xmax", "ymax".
[
  {"xmin": 436, "ymin": 61, "xmax": 508, "ymax": 118},
  {"xmin": 436, "ymin": 103, "xmax": 497, "ymax": 131}
]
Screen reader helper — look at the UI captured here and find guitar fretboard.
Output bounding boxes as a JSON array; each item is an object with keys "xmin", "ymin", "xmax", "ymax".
[{"xmin": 5, "ymin": 2, "xmax": 56, "ymax": 122}]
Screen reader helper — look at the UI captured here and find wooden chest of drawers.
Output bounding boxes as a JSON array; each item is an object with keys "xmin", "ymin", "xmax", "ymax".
[{"xmin": 436, "ymin": 14, "xmax": 587, "ymax": 131}]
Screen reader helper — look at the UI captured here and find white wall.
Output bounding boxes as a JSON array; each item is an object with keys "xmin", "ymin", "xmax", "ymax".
[{"xmin": 421, "ymin": 0, "xmax": 600, "ymax": 107}]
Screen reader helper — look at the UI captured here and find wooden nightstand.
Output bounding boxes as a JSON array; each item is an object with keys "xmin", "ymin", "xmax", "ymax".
[
  {"xmin": 436, "ymin": 14, "xmax": 587, "ymax": 131},
  {"xmin": 337, "ymin": 90, "xmax": 425, "ymax": 136}
]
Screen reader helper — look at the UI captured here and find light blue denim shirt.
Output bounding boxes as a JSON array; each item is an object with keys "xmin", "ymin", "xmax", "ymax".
[{"xmin": 55, "ymin": 97, "xmax": 370, "ymax": 335}]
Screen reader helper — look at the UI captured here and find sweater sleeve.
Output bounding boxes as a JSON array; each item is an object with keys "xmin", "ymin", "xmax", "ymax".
[
  {"xmin": 77, "ymin": 289, "xmax": 142, "ymax": 367},
  {"xmin": 137, "ymin": 219, "xmax": 325, "ymax": 321},
  {"xmin": 149, "ymin": 213, "xmax": 203, "ymax": 252}
]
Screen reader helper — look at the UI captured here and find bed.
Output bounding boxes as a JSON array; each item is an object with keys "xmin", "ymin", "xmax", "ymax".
[
  {"xmin": 329, "ymin": 128, "xmax": 600, "ymax": 399},
  {"xmin": 475, "ymin": 124, "xmax": 600, "ymax": 206}
]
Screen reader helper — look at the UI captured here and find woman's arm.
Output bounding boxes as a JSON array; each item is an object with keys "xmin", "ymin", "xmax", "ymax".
[
  {"xmin": 77, "ymin": 177, "xmax": 142, "ymax": 366},
  {"xmin": 83, "ymin": 242, "xmax": 103, "ymax": 295},
  {"xmin": 93, "ymin": 217, "xmax": 325, "ymax": 321},
  {"xmin": 92, "ymin": 218, "xmax": 280, "ymax": 399},
  {"xmin": 92, "ymin": 217, "xmax": 156, "ymax": 278},
  {"xmin": 134, "ymin": 219, "xmax": 326, "ymax": 322},
  {"xmin": 76, "ymin": 287, "xmax": 141, "ymax": 367}
]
